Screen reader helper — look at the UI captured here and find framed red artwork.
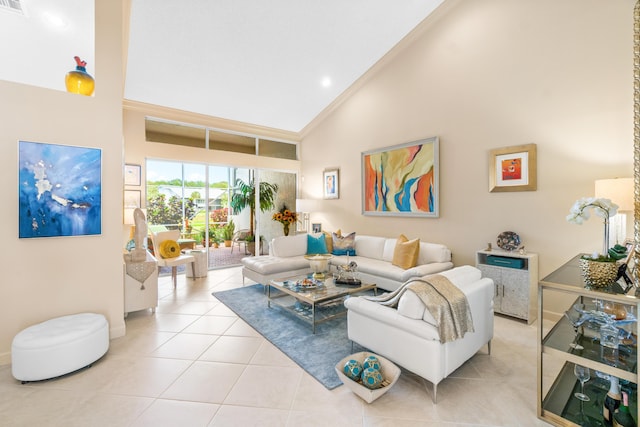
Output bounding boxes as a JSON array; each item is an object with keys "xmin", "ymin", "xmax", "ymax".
[{"xmin": 489, "ymin": 144, "xmax": 537, "ymax": 192}]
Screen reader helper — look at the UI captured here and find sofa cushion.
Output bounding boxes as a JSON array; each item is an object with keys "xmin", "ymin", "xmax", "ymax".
[
  {"xmin": 346, "ymin": 257, "xmax": 407, "ymax": 282},
  {"xmin": 418, "ymin": 242, "xmax": 452, "ymax": 264},
  {"xmin": 270, "ymin": 233, "xmax": 307, "ymax": 257},
  {"xmin": 242, "ymin": 255, "xmax": 309, "ymax": 275},
  {"xmin": 392, "ymin": 234, "xmax": 420, "ymax": 269},
  {"xmin": 332, "ymin": 232, "xmax": 356, "ymax": 256},
  {"xmin": 354, "ymin": 235, "xmax": 386, "ymax": 260},
  {"xmin": 307, "ymin": 233, "xmax": 328, "ymax": 254},
  {"xmin": 323, "ymin": 229, "xmax": 340, "ymax": 253}
]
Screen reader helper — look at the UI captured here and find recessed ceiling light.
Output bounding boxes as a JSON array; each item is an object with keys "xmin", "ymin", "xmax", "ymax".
[{"xmin": 321, "ymin": 77, "xmax": 332, "ymax": 88}]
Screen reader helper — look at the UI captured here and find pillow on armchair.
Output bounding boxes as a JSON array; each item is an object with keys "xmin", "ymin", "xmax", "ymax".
[{"xmin": 159, "ymin": 239, "xmax": 181, "ymax": 258}]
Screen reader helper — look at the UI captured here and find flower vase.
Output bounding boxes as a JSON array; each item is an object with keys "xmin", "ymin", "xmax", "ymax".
[{"xmin": 283, "ymin": 224, "xmax": 290, "ymax": 236}]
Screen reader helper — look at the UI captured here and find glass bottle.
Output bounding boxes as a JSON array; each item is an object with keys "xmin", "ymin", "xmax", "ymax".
[
  {"xmin": 603, "ymin": 376, "xmax": 622, "ymax": 427},
  {"xmin": 613, "ymin": 391, "xmax": 637, "ymax": 427}
]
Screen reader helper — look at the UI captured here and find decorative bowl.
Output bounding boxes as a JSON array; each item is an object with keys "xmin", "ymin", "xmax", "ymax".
[{"xmin": 335, "ymin": 351, "xmax": 400, "ymax": 403}]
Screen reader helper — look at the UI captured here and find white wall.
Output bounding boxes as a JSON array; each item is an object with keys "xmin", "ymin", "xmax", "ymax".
[
  {"xmin": 0, "ymin": 0, "xmax": 125, "ymax": 363},
  {"xmin": 300, "ymin": 0, "xmax": 634, "ymax": 314}
]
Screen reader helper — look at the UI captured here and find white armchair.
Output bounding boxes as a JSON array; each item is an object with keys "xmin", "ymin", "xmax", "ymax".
[{"xmin": 151, "ymin": 230, "xmax": 196, "ymax": 287}]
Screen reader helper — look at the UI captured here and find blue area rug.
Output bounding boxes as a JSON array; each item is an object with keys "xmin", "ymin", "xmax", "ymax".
[{"xmin": 212, "ymin": 284, "xmax": 368, "ymax": 389}]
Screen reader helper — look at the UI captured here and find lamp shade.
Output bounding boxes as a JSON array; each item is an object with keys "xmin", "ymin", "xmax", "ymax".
[{"xmin": 595, "ymin": 178, "xmax": 633, "ymax": 211}]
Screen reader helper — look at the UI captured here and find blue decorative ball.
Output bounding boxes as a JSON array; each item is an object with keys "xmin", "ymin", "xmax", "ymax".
[
  {"xmin": 343, "ymin": 359, "xmax": 363, "ymax": 381},
  {"xmin": 363, "ymin": 355, "xmax": 381, "ymax": 372},
  {"xmin": 361, "ymin": 367, "xmax": 384, "ymax": 389}
]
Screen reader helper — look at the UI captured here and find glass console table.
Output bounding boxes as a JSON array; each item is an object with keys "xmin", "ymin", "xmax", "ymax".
[{"xmin": 538, "ymin": 254, "xmax": 638, "ymax": 426}]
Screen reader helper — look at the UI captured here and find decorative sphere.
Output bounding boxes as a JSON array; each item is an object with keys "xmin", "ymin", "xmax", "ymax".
[
  {"xmin": 363, "ymin": 355, "xmax": 381, "ymax": 372},
  {"xmin": 361, "ymin": 367, "xmax": 384, "ymax": 389},
  {"xmin": 343, "ymin": 359, "xmax": 363, "ymax": 381}
]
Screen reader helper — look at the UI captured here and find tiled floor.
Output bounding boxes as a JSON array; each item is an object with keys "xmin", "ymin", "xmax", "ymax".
[{"xmin": 0, "ymin": 267, "xmax": 548, "ymax": 426}]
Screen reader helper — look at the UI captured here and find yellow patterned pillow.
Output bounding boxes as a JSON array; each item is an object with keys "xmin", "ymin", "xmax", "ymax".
[
  {"xmin": 392, "ymin": 234, "xmax": 420, "ymax": 269},
  {"xmin": 159, "ymin": 239, "xmax": 181, "ymax": 258}
]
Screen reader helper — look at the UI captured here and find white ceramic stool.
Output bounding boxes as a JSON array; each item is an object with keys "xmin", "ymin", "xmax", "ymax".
[{"xmin": 11, "ymin": 313, "xmax": 109, "ymax": 382}]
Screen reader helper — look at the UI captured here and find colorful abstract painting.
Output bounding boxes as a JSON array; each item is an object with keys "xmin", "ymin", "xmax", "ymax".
[
  {"xmin": 362, "ymin": 137, "xmax": 439, "ymax": 217},
  {"xmin": 19, "ymin": 141, "xmax": 102, "ymax": 238}
]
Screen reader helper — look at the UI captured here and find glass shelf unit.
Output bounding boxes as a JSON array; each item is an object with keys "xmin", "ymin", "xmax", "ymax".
[{"xmin": 538, "ymin": 254, "xmax": 639, "ymax": 427}]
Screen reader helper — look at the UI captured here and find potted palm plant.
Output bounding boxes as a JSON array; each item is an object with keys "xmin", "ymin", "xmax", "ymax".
[{"xmin": 230, "ymin": 177, "xmax": 279, "ymax": 239}]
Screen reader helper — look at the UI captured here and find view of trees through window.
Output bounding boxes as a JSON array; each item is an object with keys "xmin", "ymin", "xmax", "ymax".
[{"xmin": 146, "ymin": 159, "xmax": 296, "ymax": 268}]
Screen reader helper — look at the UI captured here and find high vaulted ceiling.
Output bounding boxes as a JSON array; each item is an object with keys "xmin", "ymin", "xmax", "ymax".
[
  {"xmin": 125, "ymin": 0, "xmax": 446, "ymax": 133},
  {"xmin": 0, "ymin": 0, "xmax": 445, "ymax": 134}
]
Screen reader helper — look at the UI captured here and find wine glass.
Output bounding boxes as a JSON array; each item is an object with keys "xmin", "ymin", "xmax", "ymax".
[{"xmin": 573, "ymin": 364, "xmax": 591, "ymax": 401}]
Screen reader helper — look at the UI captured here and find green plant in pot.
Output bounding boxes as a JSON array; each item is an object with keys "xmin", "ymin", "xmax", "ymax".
[
  {"xmin": 230, "ymin": 177, "xmax": 278, "ymax": 241},
  {"xmin": 222, "ymin": 220, "xmax": 235, "ymax": 247}
]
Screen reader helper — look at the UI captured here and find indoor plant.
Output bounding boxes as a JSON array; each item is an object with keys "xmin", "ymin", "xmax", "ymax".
[
  {"xmin": 230, "ymin": 177, "xmax": 278, "ymax": 239},
  {"xmin": 567, "ymin": 197, "xmax": 619, "ymax": 288}
]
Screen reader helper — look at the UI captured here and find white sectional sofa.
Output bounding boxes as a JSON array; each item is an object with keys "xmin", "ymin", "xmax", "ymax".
[
  {"xmin": 344, "ymin": 265, "xmax": 494, "ymax": 403},
  {"xmin": 241, "ymin": 233, "xmax": 453, "ymax": 291}
]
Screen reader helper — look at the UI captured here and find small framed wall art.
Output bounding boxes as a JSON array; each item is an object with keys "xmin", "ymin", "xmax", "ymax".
[
  {"xmin": 489, "ymin": 143, "xmax": 537, "ymax": 192},
  {"xmin": 312, "ymin": 223, "xmax": 322, "ymax": 233},
  {"xmin": 323, "ymin": 168, "xmax": 339, "ymax": 199},
  {"xmin": 124, "ymin": 163, "xmax": 141, "ymax": 186}
]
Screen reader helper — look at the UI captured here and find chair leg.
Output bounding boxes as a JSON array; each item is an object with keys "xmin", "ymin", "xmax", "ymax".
[
  {"xmin": 487, "ymin": 339, "xmax": 492, "ymax": 355},
  {"xmin": 191, "ymin": 262, "xmax": 196, "ymax": 278},
  {"xmin": 432, "ymin": 382, "xmax": 437, "ymax": 404},
  {"xmin": 172, "ymin": 266, "xmax": 177, "ymax": 288}
]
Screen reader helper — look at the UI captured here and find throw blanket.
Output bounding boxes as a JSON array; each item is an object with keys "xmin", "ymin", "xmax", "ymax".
[{"xmin": 364, "ymin": 275, "xmax": 474, "ymax": 343}]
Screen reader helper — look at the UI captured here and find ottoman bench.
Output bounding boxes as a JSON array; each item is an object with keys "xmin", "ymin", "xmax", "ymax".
[{"xmin": 11, "ymin": 313, "xmax": 109, "ymax": 383}]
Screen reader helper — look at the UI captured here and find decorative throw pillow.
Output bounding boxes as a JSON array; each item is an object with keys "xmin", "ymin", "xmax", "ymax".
[
  {"xmin": 323, "ymin": 229, "xmax": 340, "ymax": 253},
  {"xmin": 332, "ymin": 231, "xmax": 356, "ymax": 256},
  {"xmin": 159, "ymin": 239, "xmax": 181, "ymax": 258},
  {"xmin": 307, "ymin": 233, "xmax": 328, "ymax": 254},
  {"xmin": 392, "ymin": 234, "xmax": 420, "ymax": 269}
]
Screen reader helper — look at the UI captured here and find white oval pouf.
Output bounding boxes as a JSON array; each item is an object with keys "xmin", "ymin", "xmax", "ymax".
[{"xmin": 11, "ymin": 313, "xmax": 109, "ymax": 382}]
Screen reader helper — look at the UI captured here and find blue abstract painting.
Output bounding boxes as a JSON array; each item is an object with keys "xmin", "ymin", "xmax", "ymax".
[{"xmin": 19, "ymin": 141, "xmax": 102, "ymax": 238}]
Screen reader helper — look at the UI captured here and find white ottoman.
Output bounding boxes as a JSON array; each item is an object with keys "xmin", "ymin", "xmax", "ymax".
[{"xmin": 11, "ymin": 313, "xmax": 109, "ymax": 382}]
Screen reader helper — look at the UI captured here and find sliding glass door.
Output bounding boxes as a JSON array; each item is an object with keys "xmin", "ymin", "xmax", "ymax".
[{"xmin": 146, "ymin": 160, "xmax": 297, "ymax": 271}]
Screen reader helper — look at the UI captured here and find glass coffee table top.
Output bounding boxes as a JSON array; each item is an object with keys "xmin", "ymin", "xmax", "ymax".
[{"xmin": 267, "ymin": 274, "xmax": 376, "ymax": 333}]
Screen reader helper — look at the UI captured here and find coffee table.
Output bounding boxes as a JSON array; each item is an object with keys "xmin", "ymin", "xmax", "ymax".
[{"xmin": 267, "ymin": 275, "xmax": 377, "ymax": 333}]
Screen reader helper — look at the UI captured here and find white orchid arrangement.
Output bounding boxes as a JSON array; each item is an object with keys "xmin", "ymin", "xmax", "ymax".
[
  {"xmin": 566, "ymin": 197, "xmax": 618, "ymax": 225},
  {"xmin": 567, "ymin": 197, "xmax": 619, "ymax": 259}
]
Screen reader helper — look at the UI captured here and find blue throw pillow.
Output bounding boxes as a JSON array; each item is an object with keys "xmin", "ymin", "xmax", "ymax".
[
  {"xmin": 332, "ymin": 232, "xmax": 356, "ymax": 256},
  {"xmin": 307, "ymin": 234, "xmax": 328, "ymax": 254}
]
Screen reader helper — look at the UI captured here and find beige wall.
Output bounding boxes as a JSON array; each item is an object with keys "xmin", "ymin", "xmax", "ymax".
[
  {"xmin": 300, "ymin": 0, "xmax": 634, "ymax": 314},
  {"xmin": 0, "ymin": 0, "xmax": 126, "ymax": 363}
]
